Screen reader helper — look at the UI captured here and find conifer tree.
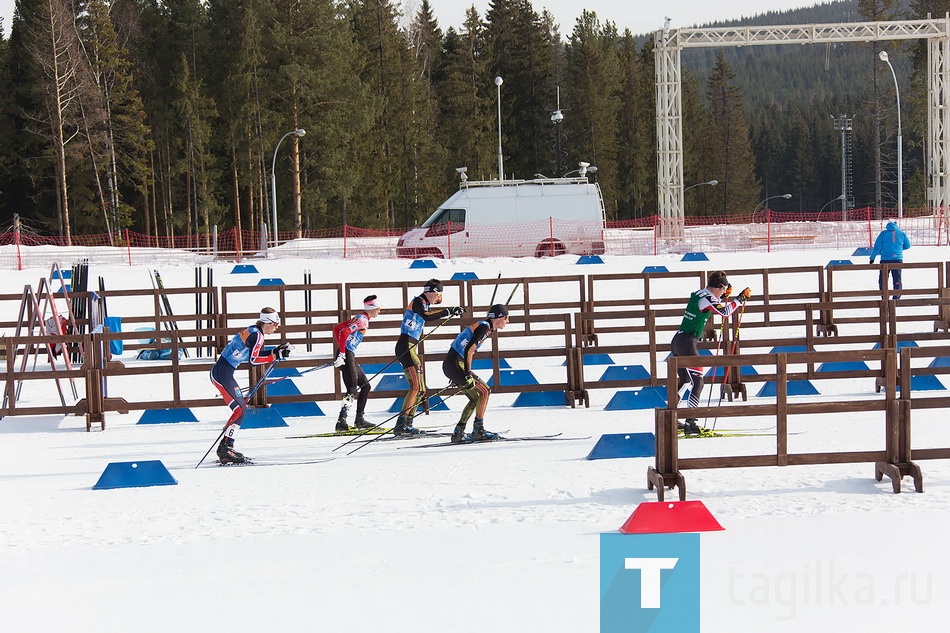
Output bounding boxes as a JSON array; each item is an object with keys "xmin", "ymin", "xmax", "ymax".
[
  {"xmin": 613, "ymin": 30, "xmax": 640, "ymax": 220},
  {"xmin": 631, "ymin": 36, "xmax": 658, "ymax": 218},
  {"xmin": 171, "ymin": 53, "xmax": 221, "ymax": 246},
  {"xmin": 78, "ymin": 0, "xmax": 153, "ymax": 238},
  {"xmin": 20, "ymin": 0, "xmax": 87, "ymax": 242},
  {"xmin": 564, "ymin": 11, "xmax": 620, "ymax": 217},
  {"xmin": 348, "ymin": 0, "xmax": 439, "ymax": 228},
  {"xmin": 682, "ymin": 70, "xmax": 715, "ymax": 216},
  {"xmin": 431, "ymin": 8, "xmax": 493, "ymax": 187},
  {"xmin": 705, "ymin": 52, "xmax": 760, "ymax": 217},
  {"xmin": 483, "ymin": 0, "xmax": 556, "ymax": 179},
  {"xmin": 0, "ymin": 18, "xmax": 15, "ymax": 221}
]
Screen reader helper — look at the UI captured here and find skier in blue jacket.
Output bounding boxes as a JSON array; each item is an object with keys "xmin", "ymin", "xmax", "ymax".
[{"xmin": 870, "ymin": 221, "xmax": 911, "ymax": 297}]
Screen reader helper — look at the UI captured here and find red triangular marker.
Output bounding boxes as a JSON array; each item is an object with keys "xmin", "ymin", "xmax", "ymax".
[{"xmin": 619, "ymin": 500, "xmax": 724, "ymax": 534}]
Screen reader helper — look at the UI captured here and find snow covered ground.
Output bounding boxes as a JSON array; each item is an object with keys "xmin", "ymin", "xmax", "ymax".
[{"xmin": 1, "ymin": 248, "xmax": 948, "ymax": 632}]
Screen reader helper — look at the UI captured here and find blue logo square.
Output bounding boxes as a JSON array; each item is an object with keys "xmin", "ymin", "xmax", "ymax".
[{"xmin": 600, "ymin": 532, "xmax": 700, "ymax": 632}]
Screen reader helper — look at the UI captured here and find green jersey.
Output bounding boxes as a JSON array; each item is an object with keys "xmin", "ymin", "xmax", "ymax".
[{"xmin": 678, "ymin": 288, "xmax": 741, "ymax": 337}]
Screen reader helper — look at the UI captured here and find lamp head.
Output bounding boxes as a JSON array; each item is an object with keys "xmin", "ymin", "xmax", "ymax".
[
  {"xmin": 708, "ymin": 179, "xmax": 718, "ymax": 186},
  {"xmin": 551, "ymin": 109, "xmax": 563, "ymax": 123},
  {"xmin": 294, "ymin": 128, "xmax": 306, "ymax": 137},
  {"xmin": 782, "ymin": 193, "xmax": 792, "ymax": 199},
  {"xmin": 878, "ymin": 51, "xmax": 889, "ymax": 62},
  {"xmin": 495, "ymin": 76, "xmax": 503, "ymax": 87}
]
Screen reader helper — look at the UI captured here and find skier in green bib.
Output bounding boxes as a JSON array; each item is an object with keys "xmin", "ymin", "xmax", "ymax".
[{"xmin": 671, "ymin": 271, "xmax": 750, "ymax": 435}]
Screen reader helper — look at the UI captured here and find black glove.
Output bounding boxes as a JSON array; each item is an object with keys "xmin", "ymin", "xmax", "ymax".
[
  {"xmin": 275, "ymin": 342, "xmax": 293, "ymax": 360},
  {"xmin": 736, "ymin": 288, "xmax": 752, "ymax": 304},
  {"xmin": 450, "ymin": 306, "xmax": 464, "ymax": 317},
  {"xmin": 870, "ymin": 257, "xmax": 876, "ymax": 264}
]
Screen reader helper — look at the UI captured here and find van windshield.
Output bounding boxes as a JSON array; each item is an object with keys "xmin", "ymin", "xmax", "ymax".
[{"xmin": 421, "ymin": 208, "xmax": 466, "ymax": 228}]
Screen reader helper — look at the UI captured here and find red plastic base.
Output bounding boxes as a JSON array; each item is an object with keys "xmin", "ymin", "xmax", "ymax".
[{"xmin": 619, "ymin": 500, "xmax": 724, "ymax": 534}]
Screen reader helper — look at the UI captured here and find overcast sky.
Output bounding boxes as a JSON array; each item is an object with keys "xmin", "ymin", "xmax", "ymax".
[{"xmin": 0, "ymin": 0, "xmax": 830, "ymax": 39}]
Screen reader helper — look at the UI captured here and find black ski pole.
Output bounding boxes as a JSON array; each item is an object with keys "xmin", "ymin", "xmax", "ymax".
[
  {"xmin": 359, "ymin": 313, "xmax": 456, "ymax": 386},
  {"xmin": 704, "ymin": 316, "xmax": 728, "ymax": 410},
  {"xmin": 338, "ymin": 384, "xmax": 464, "ymax": 456},
  {"xmin": 195, "ymin": 267, "xmax": 202, "ymax": 357},
  {"xmin": 505, "ymin": 282, "xmax": 521, "ymax": 306},
  {"xmin": 195, "ymin": 360, "xmax": 281, "ymax": 467},
  {"xmin": 710, "ymin": 303, "xmax": 747, "ymax": 431},
  {"xmin": 238, "ymin": 360, "xmax": 334, "ymax": 393},
  {"xmin": 488, "ymin": 272, "xmax": 502, "ymax": 305}
]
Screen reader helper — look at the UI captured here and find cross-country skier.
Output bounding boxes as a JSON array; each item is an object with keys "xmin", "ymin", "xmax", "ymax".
[
  {"xmin": 331, "ymin": 295, "xmax": 382, "ymax": 431},
  {"xmin": 393, "ymin": 279, "xmax": 463, "ymax": 435},
  {"xmin": 671, "ymin": 271, "xmax": 750, "ymax": 436},
  {"xmin": 442, "ymin": 303, "xmax": 509, "ymax": 443},
  {"xmin": 210, "ymin": 307, "xmax": 291, "ymax": 463}
]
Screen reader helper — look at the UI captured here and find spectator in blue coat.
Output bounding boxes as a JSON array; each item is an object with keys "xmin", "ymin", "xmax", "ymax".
[{"xmin": 870, "ymin": 220, "xmax": 911, "ymax": 297}]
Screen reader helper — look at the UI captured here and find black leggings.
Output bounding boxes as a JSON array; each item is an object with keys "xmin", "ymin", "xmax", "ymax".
[
  {"xmin": 443, "ymin": 352, "xmax": 490, "ymax": 426},
  {"xmin": 670, "ymin": 331, "xmax": 703, "ymax": 409},
  {"xmin": 339, "ymin": 349, "xmax": 370, "ymax": 416}
]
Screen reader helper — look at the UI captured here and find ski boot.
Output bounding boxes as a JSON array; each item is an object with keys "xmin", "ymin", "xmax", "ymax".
[
  {"xmin": 681, "ymin": 419, "xmax": 701, "ymax": 436},
  {"xmin": 216, "ymin": 437, "xmax": 247, "ymax": 464},
  {"xmin": 469, "ymin": 419, "xmax": 498, "ymax": 441},
  {"xmin": 335, "ymin": 408, "xmax": 350, "ymax": 432},
  {"xmin": 393, "ymin": 415, "xmax": 422, "ymax": 436},
  {"xmin": 450, "ymin": 423, "xmax": 467, "ymax": 444},
  {"xmin": 354, "ymin": 414, "xmax": 374, "ymax": 430}
]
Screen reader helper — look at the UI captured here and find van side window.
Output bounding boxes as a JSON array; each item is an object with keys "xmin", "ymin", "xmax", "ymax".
[{"xmin": 425, "ymin": 208, "xmax": 465, "ymax": 237}]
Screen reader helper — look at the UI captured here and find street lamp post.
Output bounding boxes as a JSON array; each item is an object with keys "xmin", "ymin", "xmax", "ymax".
[
  {"xmin": 270, "ymin": 128, "xmax": 306, "ymax": 247},
  {"xmin": 820, "ymin": 193, "xmax": 847, "ymax": 216},
  {"xmin": 495, "ymin": 76, "xmax": 504, "ymax": 181},
  {"xmin": 563, "ymin": 162, "xmax": 597, "ymax": 178},
  {"xmin": 551, "ymin": 109, "xmax": 564, "ymax": 177},
  {"xmin": 879, "ymin": 51, "xmax": 903, "ymax": 219},
  {"xmin": 551, "ymin": 86, "xmax": 564, "ymax": 177},
  {"xmin": 684, "ymin": 179, "xmax": 718, "ymax": 193},
  {"xmin": 750, "ymin": 193, "xmax": 792, "ymax": 224}
]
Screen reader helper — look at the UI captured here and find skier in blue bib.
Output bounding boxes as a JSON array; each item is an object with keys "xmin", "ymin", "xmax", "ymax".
[
  {"xmin": 442, "ymin": 304, "xmax": 509, "ymax": 443},
  {"xmin": 393, "ymin": 279, "xmax": 462, "ymax": 435},
  {"xmin": 210, "ymin": 307, "xmax": 291, "ymax": 463}
]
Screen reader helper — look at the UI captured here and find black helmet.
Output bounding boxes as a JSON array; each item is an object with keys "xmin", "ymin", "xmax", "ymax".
[
  {"xmin": 707, "ymin": 271, "xmax": 729, "ymax": 289},
  {"xmin": 423, "ymin": 279, "xmax": 443, "ymax": 293},
  {"xmin": 487, "ymin": 304, "xmax": 509, "ymax": 319}
]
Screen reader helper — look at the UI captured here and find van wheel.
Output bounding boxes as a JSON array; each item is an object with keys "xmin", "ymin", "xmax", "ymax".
[{"xmin": 535, "ymin": 239, "xmax": 565, "ymax": 258}]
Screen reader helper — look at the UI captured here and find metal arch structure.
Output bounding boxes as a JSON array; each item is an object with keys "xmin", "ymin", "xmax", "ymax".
[{"xmin": 654, "ymin": 18, "xmax": 950, "ymax": 236}]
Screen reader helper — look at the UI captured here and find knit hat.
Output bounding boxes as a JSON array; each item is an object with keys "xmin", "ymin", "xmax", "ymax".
[
  {"xmin": 423, "ymin": 279, "xmax": 443, "ymax": 293},
  {"xmin": 707, "ymin": 271, "xmax": 729, "ymax": 289},
  {"xmin": 487, "ymin": 304, "xmax": 509, "ymax": 319}
]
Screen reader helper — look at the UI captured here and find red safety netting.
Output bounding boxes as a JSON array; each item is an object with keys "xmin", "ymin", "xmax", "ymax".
[{"xmin": 1, "ymin": 206, "xmax": 947, "ymax": 269}]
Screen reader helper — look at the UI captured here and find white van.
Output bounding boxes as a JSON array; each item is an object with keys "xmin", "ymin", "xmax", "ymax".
[{"xmin": 396, "ymin": 174, "xmax": 607, "ymax": 258}]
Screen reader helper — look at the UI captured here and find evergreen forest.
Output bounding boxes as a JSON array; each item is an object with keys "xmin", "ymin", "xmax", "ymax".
[{"xmin": 0, "ymin": 0, "xmax": 945, "ymax": 243}]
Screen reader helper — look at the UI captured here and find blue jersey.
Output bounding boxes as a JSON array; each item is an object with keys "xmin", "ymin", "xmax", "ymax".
[
  {"xmin": 400, "ymin": 295, "xmax": 447, "ymax": 341},
  {"xmin": 450, "ymin": 321, "xmax": 492, "ymax": 369},
  {"xmin": 219, "ymin": 325, "xmax": 271, "ymax": 369}
]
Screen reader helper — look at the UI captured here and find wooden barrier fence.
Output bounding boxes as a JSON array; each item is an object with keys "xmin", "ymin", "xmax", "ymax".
[{"xmin": 2, "ymin": 263, "xmax": 950, "ymax": 497}]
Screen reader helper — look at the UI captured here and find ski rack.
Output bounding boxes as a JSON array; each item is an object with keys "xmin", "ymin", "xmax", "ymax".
[
  {"xmin": 150, "ymin": 269, "xmax": 189, "ymax": 358},
  {"xmin": 1, "ymin": 266, "xmax": 81, "ymax": 411}
]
